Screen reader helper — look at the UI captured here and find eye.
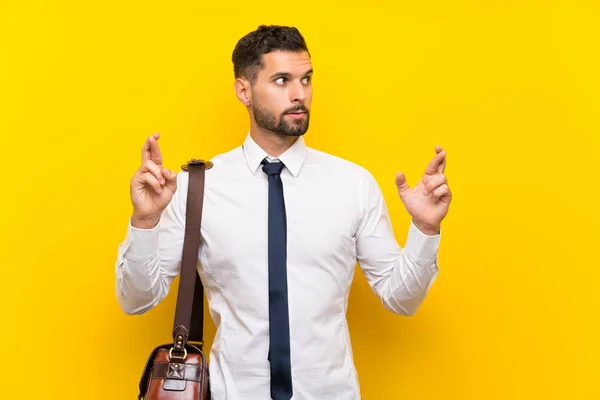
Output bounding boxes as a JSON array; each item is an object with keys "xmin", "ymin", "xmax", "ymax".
[
  {"xmin": 302, "ymin": 76, "xmax": 311, "ymax": 84},
  {"xmin": 275, "ymin": 77, "xmax": 286, "ymax": 85}
]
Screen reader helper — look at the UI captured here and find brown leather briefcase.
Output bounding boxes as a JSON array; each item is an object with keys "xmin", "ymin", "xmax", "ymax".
[{"xmin": 137, "ymin": 159, "xmax": 212, "ymax": 400}]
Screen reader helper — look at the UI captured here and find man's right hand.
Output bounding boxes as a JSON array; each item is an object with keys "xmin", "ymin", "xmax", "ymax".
[{"xmin": 130, "ymin": 133, "xmax": 178, "ymax": 229}]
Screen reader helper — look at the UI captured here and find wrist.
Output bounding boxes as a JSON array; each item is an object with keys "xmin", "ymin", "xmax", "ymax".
[
  {"xmin": 412, "ymin": 219, "xmax": 440, "ymax": 236},
  {"xmin": 131, "ymin": 213, "xmax": 160, "ymax": 229}
]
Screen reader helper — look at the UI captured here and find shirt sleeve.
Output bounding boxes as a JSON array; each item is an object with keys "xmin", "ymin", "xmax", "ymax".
[
  {"xmin": 355, "ymin": 167, "xmax": 441, "ymax": 316},
  {"xmin": 114, "ymin": 170, "xmax": 189, "ymax": 315}
]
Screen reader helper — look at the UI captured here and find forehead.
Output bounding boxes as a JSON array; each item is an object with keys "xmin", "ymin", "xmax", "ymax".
[{"xmin": 260, "ymin": 50, "xmax": 312, "ymax": 76}]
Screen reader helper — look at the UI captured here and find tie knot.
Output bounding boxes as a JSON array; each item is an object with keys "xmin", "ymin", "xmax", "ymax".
[{"xmin": 261, "ymin": 159, "xmax": 285, "ymax": 176}]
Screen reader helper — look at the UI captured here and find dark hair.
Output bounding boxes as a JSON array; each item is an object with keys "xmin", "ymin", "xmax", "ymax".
[{"xmin": 232, "ymin": 25, "xmax": 310, "ymax": 84}]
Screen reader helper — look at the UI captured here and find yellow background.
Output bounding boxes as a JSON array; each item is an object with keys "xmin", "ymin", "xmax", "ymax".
[{"xmin": 1, "ymin": 0, "xmax": 598, "ymax": 399}]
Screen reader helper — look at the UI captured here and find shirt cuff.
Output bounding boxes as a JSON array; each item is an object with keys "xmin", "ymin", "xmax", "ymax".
[
  {"xmin": 403, "ymin": 220, "xmax": 441, "ymax": 264},
  {"xmin": 124, "ymin": 217, "xmax": 161, "ymax": 259}
]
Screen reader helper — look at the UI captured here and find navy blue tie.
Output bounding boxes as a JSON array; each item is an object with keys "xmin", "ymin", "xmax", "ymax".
[{"xmin": 261, "ymin": 158, "xmax": 293, "ymax": 400}]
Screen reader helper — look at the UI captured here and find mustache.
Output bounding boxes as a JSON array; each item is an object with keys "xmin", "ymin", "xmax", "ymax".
[{"xmin": 283, "ymin": 105, "xmax": 309, "ymax": 114}]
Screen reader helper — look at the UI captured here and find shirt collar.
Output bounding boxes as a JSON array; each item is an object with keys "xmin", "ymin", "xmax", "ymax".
[{"xmin": 242, "ymin": 131, "xmax": 307, "ymax": 177}]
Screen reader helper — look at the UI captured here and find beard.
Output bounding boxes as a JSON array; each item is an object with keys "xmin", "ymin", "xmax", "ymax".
[{"xmin": 252, "ymin": 98, "xmax": 310, "ymax": 137}]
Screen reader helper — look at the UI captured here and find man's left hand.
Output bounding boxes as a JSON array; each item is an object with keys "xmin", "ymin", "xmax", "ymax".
[{"xmin": 395, "ymin": 146, "xmax": 452, "ymax": 235}]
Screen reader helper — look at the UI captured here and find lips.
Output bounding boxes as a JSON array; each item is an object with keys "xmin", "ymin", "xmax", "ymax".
[{"xmin": 286, "ymin": 112, "xmax": 306, "ymax": 119}]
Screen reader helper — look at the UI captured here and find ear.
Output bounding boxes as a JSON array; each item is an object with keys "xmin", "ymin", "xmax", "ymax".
[{"xmin": 234, "ymin": 77, "xmax": 252, "ymax": 106}]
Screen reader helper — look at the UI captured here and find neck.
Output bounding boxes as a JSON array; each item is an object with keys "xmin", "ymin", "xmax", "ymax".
[{"xmin": 249, "ymin": 123, "xmax": 299, "ymax": 158}]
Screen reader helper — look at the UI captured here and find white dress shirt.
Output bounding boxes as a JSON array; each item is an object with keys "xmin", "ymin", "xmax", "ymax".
[{"xmin": 115, "ymin": 133, "xmax": 441, "ymax": 400}]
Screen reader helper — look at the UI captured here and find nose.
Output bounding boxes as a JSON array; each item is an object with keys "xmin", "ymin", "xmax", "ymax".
[{"xmin": 290, "ymin": 80, "xmax": 307, "ymax": 103}]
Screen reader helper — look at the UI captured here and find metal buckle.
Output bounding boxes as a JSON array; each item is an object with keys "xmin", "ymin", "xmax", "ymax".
[
  {"xmin": 181, "ymin": 158, "xmax": 213, "ymax": 171},
  {"xmin": 168, "ymin": 347, "xmax": 188, "ymax": 361}
]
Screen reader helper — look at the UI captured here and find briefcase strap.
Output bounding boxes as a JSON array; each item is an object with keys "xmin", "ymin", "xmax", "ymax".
[{"xmin": 172, "ymin": 160, "xmax": 209, "ymax": 353}]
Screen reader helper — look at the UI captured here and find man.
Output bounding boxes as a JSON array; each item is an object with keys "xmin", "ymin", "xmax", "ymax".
[{"xmin": 115, "ymin": 25, "xmax": 452, "ymax": 400}]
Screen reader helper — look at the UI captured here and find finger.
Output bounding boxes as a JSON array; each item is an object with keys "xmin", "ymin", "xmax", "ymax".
[
  {"xmin": 140, "ymin": 172, "xmax": 162, "ymax": 194},
  {"xmin": 149, "ymin": 135, "xmax": 163, "ymax": 165},
  {"xmin": 141, "ymin": 133, "xmax": 160, "ymax": 163},
  {"xmin": 141, "ymin": 160, "xmax": 165, "ymax": 185},
  {"xmin": 424, "ymin": 174, "xmax": 447, "ymax": 195},
  {"xmin": 395, "ymin": 172, "xmax": 410, "ymax": 193},
  {"xmin": 432, "ymin": 184, "xmax": 451, "ymax": 200},
  {"xmin": 425, "ymin": 148, "xmax": 446, "ymax": 176},
  {"xmin": 437, "ymin": 148, "xmax": 446, "ymax": 174}
]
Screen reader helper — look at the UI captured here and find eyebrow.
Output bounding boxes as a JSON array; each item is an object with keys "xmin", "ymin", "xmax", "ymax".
[{"xmin": 270, "ymin": 69, "xmax": 314, "ymax": 79}]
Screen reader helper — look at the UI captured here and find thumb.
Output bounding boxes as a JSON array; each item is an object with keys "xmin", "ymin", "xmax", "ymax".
[
  {"xmin": 395, "ymin": 172, "xmax": 410, "ymax": 193},
  {"xmin": 162, "ymin": 167, "xmax": 178, "ymax": 184}
]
